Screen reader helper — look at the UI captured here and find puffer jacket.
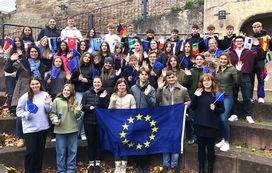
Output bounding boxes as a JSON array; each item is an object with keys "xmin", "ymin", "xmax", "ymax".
[
  {"xmin": 81, "ymin": 88, "xmax": 108, "ymax": 125},
  {"xmin": 215, "ymin": 65, "xmax": 241, "ymax": 96},
  {"xmin": 108, "ymin": 92, "xmax": 136, "ymax": 109}
]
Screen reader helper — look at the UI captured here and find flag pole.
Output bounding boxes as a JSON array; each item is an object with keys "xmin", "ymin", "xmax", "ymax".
[{"xmin": 212, "ymin": 92, "xmax": 225, "ymax": 104}]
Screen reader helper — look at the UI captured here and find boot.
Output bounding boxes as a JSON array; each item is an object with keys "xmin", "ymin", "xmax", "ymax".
[
  {"xmin": 114, "ymin": 161, "xmax": 122, "ymax": 173},
  {"xmin": 121, "ymin": 160, "xmax": 127, "ymax": 173}
]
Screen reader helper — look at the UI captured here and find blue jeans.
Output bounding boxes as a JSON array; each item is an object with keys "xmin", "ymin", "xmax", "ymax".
[
  {"xmin": 56, "ymin": 132, "xmax": 78, "ymax": 173},
  {"xmin": 5, "ymin": 76, "xmax": 16, "ymax": 113},
  {"xmin": 188, "ymin": 108, "xmax": 197, "ymax": 140},
  {"xmin": 219, "ymin": 95, "xmax": 233, "ymax": 141},
  {"xmin": 16, "ymin": 117, "xmax": 23, "ymax": 139},
  {"xmin": 250, "ymin": 60, "xmax": 265, "ymax": 98},
  {"xmin": 75, "ymin": 92, "xmax": 85, "ymax": 137},
  {"xmin": 114, "ymin": 155, "xmax": 128, "ymax": 161},
  {"xmin": 163, "ymin": 153, "xmax": 179, "ymax": 168},
  {"xmin": 232, "ymin": 74, "xmax": 252, "ymax": 117}
]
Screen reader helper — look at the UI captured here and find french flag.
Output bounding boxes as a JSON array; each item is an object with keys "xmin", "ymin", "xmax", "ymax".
[
  {"xmin": 179, "ymin": 40, "xmax": 185, "ymax": 51},
  {"xmin": 3, "ymin": 38, "xmax": 13, "ymax": 51},
  {"xmin": 261, "ymin": 66, "xmax": 269, "ymax": 81}
]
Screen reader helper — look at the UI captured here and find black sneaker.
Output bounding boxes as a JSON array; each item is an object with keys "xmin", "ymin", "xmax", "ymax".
[
  {"xmin": 88, "ymin": 166, "xmax": 94, "ymax": 173},
  {"xmin": 95, "ymin": 166, "xmax": 100, "ymax": 173},
  {"xmin": 161, "ymin": 166, "xmax": 168, "ymax": 173}
]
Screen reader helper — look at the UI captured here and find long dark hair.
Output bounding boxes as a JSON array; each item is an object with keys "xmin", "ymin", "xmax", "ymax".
[
  {"xmin": 168, "ymin": 55, "xmax": 181, "ymax": 71},
  {"xmin": 21, "ymin": 26, "xmax": 34, "ymax": 42},
  {"xmin": 79, "ymin": 52, "xmax": 93, "ymax": 73},
  {"xmin": 77, "ymin": 40, "xmax": 89, "ymax": 55},
  {"xmin": 86, "ymin": 28, "xmax": 97, "ymax": 39},
  {"xmin": 28, "ymin": 77, "xmax": 45, "ymax": 102},
  {"xmin": 57, "ymin": 41, "xmax": 69, "ymax": 56},
  {"xmin": 98, "ymin": 41, "xmax": 111, "ymax": 57},
  {"xmin": 49, "ymin": 56, "xmax": 66, "ymax": 78},
  {"xmin": 181, "ymin": 41, "xmax": 193, "ymax": 57},
  {"xmin": 27, "ymin": 45, "xmax": 42, "ymax": 60},
  {"xmin": 9, "ymin": 36, "xmax": 26, "ymax": 57}
]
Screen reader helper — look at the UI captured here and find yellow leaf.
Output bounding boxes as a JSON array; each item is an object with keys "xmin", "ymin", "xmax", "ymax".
[
  {"xmin": 159, "ymin": 166, "xmax": 163, "ymax": 171},
  {"xmin": 235, "ymin": 145, "xmax": 242, "ymax": 149},
  {"xmin": 251, "ymin": 148, "xmax": 256, "ymax": 152}
]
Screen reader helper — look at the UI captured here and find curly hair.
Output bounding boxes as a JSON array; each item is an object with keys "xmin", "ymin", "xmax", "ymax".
[{"xmin": 198, "ymin": 73, "xmax": 219, "ymax": 97}]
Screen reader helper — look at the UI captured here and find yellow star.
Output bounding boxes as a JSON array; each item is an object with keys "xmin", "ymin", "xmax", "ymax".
[
  {"xmin": 128, "ymin": 142, "xmax": 134, "ymax": 148},
  {"xmin": 150, "ymin": 120, "xmax": 156, "ymax": 127},
  {"xmin": 136, "ymin": 143, "xmax": 142, "ymax": 149},
  {"xmin": 122, "ymin": 139, "xmax": 129, "ymax": 144},
  {"xmin": 149, "ymin": 134, "xmax": 156, "ymax": 140},
  {"xmin": 152, "ymin": 126, "xmax": 158, "ymax": 132},
  {"xmin": 136, "ymin": 114, "xmax": 143, "ymax": 120},
  {"xmin": 122, "ymin": 123, "xmax": 129, "ymax": 130},
  {"xmin": 128, "ymin": 117, "xmax": 134, "ymax": 123},
  {"xmin": 144, "ymin": 115, "xmax": 151, "ymax": 121},
  {"xmin": 144, "ymin": 140, "xmax": 150, "ymax": 148},
  {"xmin": 120, "ymin": 131, "xmax": 126, "ymax": 138}
]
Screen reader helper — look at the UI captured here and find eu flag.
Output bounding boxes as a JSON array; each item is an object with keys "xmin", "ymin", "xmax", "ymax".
[
  {"xmin": 142, "ymin": 41, "xmax": 150, "ymax": 52},
  {"xmin": 68, "ymin": 56, "xmax": 79, "ymax": 72},
  {"xmin": 153, "ymin": 60, "xmax": 163, "ymax": 69},
  {"xmin": 95, "ymin": 103, "xmax": 186, "ymax": 156},
  {"xmin": 51, "ymin": 65, "xmax": 60, "ymax": 79},
  {"xmin": 27, "ymin": 101, "xmax": 39, "ymax": 114}
]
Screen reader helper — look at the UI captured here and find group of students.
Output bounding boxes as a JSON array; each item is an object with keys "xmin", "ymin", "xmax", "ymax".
[{"xmin": 0, "ymin": 16, "xmax": 271, "ymax": 173}]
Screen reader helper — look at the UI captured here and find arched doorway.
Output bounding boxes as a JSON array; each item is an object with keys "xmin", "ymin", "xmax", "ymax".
[{"xmin": 240, "ymin": 13, "xmax": 272, "ymax": 36}]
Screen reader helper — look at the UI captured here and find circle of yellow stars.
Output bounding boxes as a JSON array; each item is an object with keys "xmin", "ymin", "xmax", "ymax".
[{"xmin": 119, "ymin": 113, "xmax": 158, "ymax": 150}]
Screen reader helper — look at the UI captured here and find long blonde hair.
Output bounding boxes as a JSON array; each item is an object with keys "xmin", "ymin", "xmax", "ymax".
[
  {"xmin": 57, "ymin": 84, "xmax": 77, "ymax": 111},
  {"xmin": 40, "ymin": 36, "xmax": 51, "ymax": 59}
]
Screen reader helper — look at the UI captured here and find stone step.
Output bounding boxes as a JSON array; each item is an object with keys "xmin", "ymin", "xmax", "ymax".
[
  {"xmin": 229, "ymin": 121, "xmax": 272, "ymax": 150},
  {"xmin": 0, "ymin": 141, "xmax": 271, "ymax": 173},
  {"xmin": 237, "ymin": 102, "xmax": 272, "ymax": 122},
  {"xmin": 184, "ymin": 144, "xmax": 272, "ymax": 173},
  {"xmin": 1, "ymin": 118, "xmax": 272, "ymax": 150}
]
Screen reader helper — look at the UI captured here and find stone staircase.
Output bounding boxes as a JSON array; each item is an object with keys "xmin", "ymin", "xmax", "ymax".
[{"xmin": 0, "ymin": 103, "xmax": 272, "ymax": 172}]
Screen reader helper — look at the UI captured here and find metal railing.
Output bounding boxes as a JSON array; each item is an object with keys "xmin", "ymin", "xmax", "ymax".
[{"xmin": 57, "ymin": 0, "xmax": 185, "ymax": 31}]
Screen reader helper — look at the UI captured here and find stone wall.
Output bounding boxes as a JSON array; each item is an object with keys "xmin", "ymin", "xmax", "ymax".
[
  {"xmin": 1, "ymin": 0, "xmax": 187, "ymax": 31},
  {"xmin": 133, "ymin": 5, "xmax": 203, "ymax": 38}
]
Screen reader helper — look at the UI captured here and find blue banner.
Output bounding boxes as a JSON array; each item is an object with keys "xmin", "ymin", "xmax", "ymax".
[{"xmin": 95, "ymin": 103, "xmax": 186, "ymax": 156}]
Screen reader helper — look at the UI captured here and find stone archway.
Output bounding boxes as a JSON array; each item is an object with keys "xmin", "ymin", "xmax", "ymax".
[{"xmin": 240, "ymin": 13, "xmax": 272, "ymax": 36}]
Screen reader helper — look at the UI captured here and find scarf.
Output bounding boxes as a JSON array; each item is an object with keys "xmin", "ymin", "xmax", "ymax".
[
  {"xmin": 114, "ymin": 54, "xmax": 124, "ymax": 68},
  {"xmin": 28, "ymin": 58, "xmax": 41, "ymax": 79}
]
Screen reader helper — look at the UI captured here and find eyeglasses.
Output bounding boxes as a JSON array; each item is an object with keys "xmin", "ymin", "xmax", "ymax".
[{"xmin": 235, "ymin": 40, "xmax": 244, "ymax": 43}]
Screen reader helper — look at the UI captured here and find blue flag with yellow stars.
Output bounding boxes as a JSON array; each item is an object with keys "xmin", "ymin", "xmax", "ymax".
[{"xmin": 95, "ymin": 103, "xmax": 186, "ymax": 156}]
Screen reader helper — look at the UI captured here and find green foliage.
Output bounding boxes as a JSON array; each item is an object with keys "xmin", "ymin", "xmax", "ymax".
[
  {"xmin": 184, "ymin": 0, "xmax": 194, "ymax": 9},
  {"xmin": 147, "ymin": 13, "xmax": 153, "ymax": 19},
  {"xmin": 171, "ymin": 4, "xmax": 182, "ymax": 12},
  {"xmin": 198, "ymin": 0, "xmax": 204, "ymax": 5},
  {"xmin": 132, "ymin": 15, "xmax": 143, "ymax": 23}
]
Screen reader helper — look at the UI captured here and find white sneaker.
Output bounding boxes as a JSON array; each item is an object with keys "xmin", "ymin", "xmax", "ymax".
[
  {"xmin": 51, "ymin": 138, "xmax": 56, "ymax": 142},
  {"xmin": 228, "ymin": 115, "xmax": 238, "ymax": 122},
  {"xmin": 81, "ymin": 135, "xmax": 87, "ymax": 140},
  {"xmin": 215, "ymin": 139, "xmax": 225, "ymax": 148},
  {"xmin": 220, "ymin": 142, "xmax": 230, "ymax": 152},
  {"xmin": 246, "ymin": 116, "xmax": 255, "ymax": 124},
  {"xmin": 258, "ymin": 98, "xmax": 264, "ymax": 103}
]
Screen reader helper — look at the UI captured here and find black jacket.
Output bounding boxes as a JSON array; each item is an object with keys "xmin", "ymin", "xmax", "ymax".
[
  {"xmin": 37, "ymin": 26, "xmax": 61, "ymax": 41},
  {"xmin": 218, "ymin": 34, "xmax": 236, "ymax": 50},
  {"xmin": 71, "ymin": 64, "xmax": 92, "ymax": 92},
  {"xmin": 81, "ymin": 88, "xmax": 108, "ymax": 125},
  {"xmin": 186, "ymin": 33, "xmax": 206, "ymax": 53}
]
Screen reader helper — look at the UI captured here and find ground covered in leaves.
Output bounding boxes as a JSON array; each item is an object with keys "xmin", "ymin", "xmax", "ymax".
[{"xmin": 2, "ymin": 161, "xmax": 197, "ymax": 173}]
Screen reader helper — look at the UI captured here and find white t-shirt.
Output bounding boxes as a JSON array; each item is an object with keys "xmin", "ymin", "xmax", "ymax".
[{"xmin": 104, "ymin": 34, "xmax": 121, "ymax": 53}]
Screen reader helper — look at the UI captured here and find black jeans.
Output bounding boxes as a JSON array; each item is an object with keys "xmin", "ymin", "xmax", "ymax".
[
  {"xmin": 197, "ymin": 136, "xmax": 215, "ymax": 172},
  {"xmin": 250, "ymin": 60, "xmax": 265, "ymax": 98},
  {"xmin": 84, "ymin": 124, "xmax": 101, "ymax": 161},
  {"xmin": 24, "ymin": 129, "xmax": 48, "ymax": 173}
]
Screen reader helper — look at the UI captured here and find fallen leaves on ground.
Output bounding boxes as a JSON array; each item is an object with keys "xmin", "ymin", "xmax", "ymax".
[
  {"xmin": 0, "ymin": 133, "xmax": 18, "ymax": 148},
  {"xmin": 0, "ymin": 110, "xmax": 11, "ymax": 118},
  {"xmin": 5, "ymin": 161, "xmax": 198, "ymax": 173}
]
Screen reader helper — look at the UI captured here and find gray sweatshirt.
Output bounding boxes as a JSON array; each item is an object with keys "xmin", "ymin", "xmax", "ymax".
[{"xmin": 16, "ymin": 91, "xmax": 52, "ymax": 134}]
